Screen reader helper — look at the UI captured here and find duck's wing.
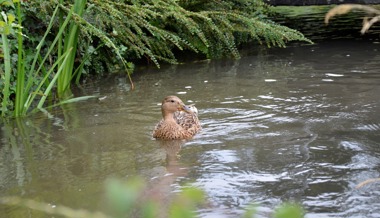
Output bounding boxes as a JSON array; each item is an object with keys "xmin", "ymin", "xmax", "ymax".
[
  {"xmin": 153, "ymin": 119, "xmax": 164, "ymax": 133},
  {"xmin": 174, "ymin": 111, "xmax": 201, "ymax": 136}
]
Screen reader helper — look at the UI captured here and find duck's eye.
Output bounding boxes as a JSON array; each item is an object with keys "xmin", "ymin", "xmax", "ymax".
[{"xmin": 170, "ymin": 100, "xmax": 175, "ymax": 103}]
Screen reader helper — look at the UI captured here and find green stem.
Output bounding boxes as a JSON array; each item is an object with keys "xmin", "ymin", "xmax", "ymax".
[
  {"xmin": 24, "ymin": 6, "xmax": 67, "ymax": 110},
  {"xmin": 24, "ymin": 48, "xmax": 73, "ymax": 112},
  {"xmin": 1, "ymin": 33, "xmax": 11, "ymax": 117},
  {"xmin": 14, "ymin": 0, "xmax": 25, "ymax": 117},
  {"xmin": 58, "ymin": 0, "xmax": 87, "ymax": 97},
  {"xmin": 58, "ymin": 0, "xmax": 63, "ymax": 74},
  {"xmin": 21, "ymin": 5, "xmax": 73, "ymax": 115},
  {"xmin": 38, "ymin": 48, "xmax": 73, "ymax": 109}
]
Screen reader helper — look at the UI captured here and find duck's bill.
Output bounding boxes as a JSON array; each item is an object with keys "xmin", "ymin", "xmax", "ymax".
[{"xmin": 179, "ymin": 104, "xmax": 192, "ymax": 113}]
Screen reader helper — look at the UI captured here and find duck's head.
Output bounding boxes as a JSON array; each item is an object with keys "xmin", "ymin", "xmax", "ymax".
[{"xmin": 161, "ymin": 96, "xmax": 191, "ymax": 115}]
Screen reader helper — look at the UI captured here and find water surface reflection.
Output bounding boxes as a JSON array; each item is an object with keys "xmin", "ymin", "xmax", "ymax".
[{"xmin": 1, "ymin": 39, "xmax": 380, "ymax": 217}]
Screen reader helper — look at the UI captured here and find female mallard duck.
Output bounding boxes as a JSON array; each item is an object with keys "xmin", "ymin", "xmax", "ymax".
[{"xmin": 153, "ymin": 96, "xmax": 201, "ymax": 140}]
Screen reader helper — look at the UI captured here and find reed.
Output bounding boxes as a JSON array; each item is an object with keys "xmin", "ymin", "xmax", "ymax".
[
  {"xmin": 14, "ymin": 0, "xmax": 24, "ymax": 116},
  {"xmin": 17, "ymin": 4, "xmax": 74, "ymax": 116},
  {"xmin": 0, "ymin": 12, "xmax": 11, "ymax": 117},
  {"xmin": 57, "ymin": 0, "xmax": 87, "ymax": 97},
  {"xmin": 1, "ymin": 0, "xmax": 95, "ymax": 117}
]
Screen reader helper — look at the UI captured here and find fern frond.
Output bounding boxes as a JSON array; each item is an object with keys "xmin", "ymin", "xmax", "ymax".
[{"xmin": 25, "ymin": 0, "xmax": 311, "ymax": 73}]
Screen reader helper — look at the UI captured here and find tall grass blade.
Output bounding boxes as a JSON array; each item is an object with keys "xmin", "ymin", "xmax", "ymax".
[
  {"xmin": 58, "ymin": 0, "xmax": 64, "ymax": 72},
  {"xmin": 58, "ymin": 0, "xmax": 87, "ymax": 96},
  {"xmin": 1, "ymin": 32, "xmax": 11, "ymax": 117},
  {"xmin": 37, "ymin": 48, "xmax": 73, "ymax": 109},
  {"xmin": 23, "ymin": 5, "xmax": 73, "ymax": 114},
  {"xmin": 44, "ymin": 96, "xmax": 98, "ymax": 110},
  {"xmin": 24, "ymin": 48, "xmax": 73, "ymax": 113},
  {"xmin": 14, "ymin": 0, "xmax": 25, "ymax": 117}
]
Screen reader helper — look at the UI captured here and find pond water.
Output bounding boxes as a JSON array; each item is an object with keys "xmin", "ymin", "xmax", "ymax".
[{"xmin": 1, "ymin": 38, "xmax": 380, "ymax": 218}]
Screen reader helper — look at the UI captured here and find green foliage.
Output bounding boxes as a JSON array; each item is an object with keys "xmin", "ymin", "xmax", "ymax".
[
  {"xmin": 273, "ymin": 203, "xmax": 304, "ymax": 218},
  {"xmin": 1, "ymin": 0, "xmax": 311, "ymax": 117},
  {"xmin": 0, "ymin": 2, "xmax": 90, "ymax": 117},
  {"xmin": 177, "ymin": 0, "xmax": 311, "ymax": 58},
  {"xmin": 84, "ymin": 0, "xmax": 311, "ymax": 62},
  {"xmin": 105, "ymin": 178, "xmax": 205, "ymax": 218},
  {"xmin": 0, "ymin": 12, "xmax": 13, "ymax": 117},
  {"xmin": 25, "ymin": 0, "xmax": 311, "ymax": 69},
  {"xmin": 57, "ymin": 0, "xmax": 87, "ymax": 96},
  {"xmin": 169, "ymin": 187, "xmax": 205, "ymax": 218},
  {"xmin": 243, "ymin": 204, "xmax": 258, "ymax": 218},
  {"xmin": 0, "ymin": 0, "xmax": 19, "ymax": 116},
  {"xmin": 105, "ymin": 178, "xmax": 147, "ymax": 217},
  {"xmin": 0, "ymin": 0, "xmax": 99, "ymax": 117}
]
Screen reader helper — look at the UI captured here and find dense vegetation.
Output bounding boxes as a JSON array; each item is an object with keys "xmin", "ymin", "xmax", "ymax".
[{"xmin": 0, "ymin": 0, "xmax": 311, "ymax": 117}]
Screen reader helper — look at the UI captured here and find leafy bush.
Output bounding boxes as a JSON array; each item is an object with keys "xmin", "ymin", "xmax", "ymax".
[
  {"xmin": 25, "ymin": 0, "xmax": 311, "ymax": 69},
  {"xmin": 1, "ymin": 0, "xmax": 311, "ymax": 117}
]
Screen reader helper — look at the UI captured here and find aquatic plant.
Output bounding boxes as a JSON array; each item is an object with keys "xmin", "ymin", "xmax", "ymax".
[
  {"xmin": 27, "ymin": 0, "xmax": 311, "ymax": 69},
  {"xmin": 88, "ymin": 0, "xmax": 312, "ymax": 63},
  {"xmin": 0, "ymin": 177, "xmax": 305, "ymax": 218},
  {"xmin": 0, "ymin": 0, "xmax": 132, "ymax": 117},
  {"xmin": 0, "ymin": 0, "xmax": 86, "ymax": 117},
  {"xmin": 325, "ymin": 4, "xmax": 380, "ymax": 34},
  {"xmin": 1, "ymin": 0, "xmax": 311, "ymax": 118},
  {"xmin": 57, "ymin": 0, "xmax": 87, "ymax": 97}
]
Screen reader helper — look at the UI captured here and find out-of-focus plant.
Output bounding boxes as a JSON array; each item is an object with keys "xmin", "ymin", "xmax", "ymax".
[
  {"xmin": 0, "ymin": 176, "xmax": 306, "ymax": 218},
  {"xmin": 0, "ymin": 177, "xmax": 206, "ymax": 218},
  {"xmin": 273, "ymin": 203, "xmax": 304, "ymax": 218}
]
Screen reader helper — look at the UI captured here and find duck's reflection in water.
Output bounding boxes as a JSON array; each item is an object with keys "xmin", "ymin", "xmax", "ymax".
[
  {"xmin": 144, "ymin": 140, "xmax": 188, "ymax": 217},
  {"xmin": 155, "ymin": 139, "xmax": 188, "ymax": 183},
  {"xmin": 159, "ymin": 139, "xmax": 186, "ymax": 168}
]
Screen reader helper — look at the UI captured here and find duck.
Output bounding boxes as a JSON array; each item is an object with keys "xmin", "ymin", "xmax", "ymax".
[{"xmin": 153, "ymin": 96, "xmax": 201, "ymax": 140}]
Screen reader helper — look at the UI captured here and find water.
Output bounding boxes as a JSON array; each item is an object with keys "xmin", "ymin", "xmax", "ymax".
[{"xmin": 1, "ymin": 38, "xmax": 380, "ymax": 218}]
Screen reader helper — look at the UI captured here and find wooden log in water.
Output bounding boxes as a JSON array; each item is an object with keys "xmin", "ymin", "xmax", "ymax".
[{"xmin": 266, "ymin": 0, "xmax": 380, "ymax": 6}]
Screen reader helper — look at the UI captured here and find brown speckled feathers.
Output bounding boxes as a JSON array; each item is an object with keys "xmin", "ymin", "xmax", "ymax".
[{"xmin": 153, "ymin": 96, "xmax": 201, "ymax": 140}]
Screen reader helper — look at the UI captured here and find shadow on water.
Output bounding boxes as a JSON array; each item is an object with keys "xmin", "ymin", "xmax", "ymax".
[{"xmin": 2, "ymin": 37, "xmax": 380, "ymax": 217}]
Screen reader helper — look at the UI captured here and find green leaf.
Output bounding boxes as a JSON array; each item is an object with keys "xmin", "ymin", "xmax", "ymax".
[
  {"xmin": 3, "ymin": 24, "xmax": 10, "ymax": 35},
  {"xmin": 7, "ymin": 13, "xmax": 15, "ymax": 23},
  {"xmin": 0, "ymin": 0, "xmax": 14, "ymax": 6},
  {"xmin": 274, "ymin": 203, "xmax": 304, "ymax": 218},
  {"xmin": 105, "ymin": 177, "xmax": 145, "ymax": 216},
  {"xmin": 243, "ymin": 204, "xmax": 258, "ymax": 218},
  {"xmin": 169, "ymin": 187, "xmax": 205, "ymax": 218}
]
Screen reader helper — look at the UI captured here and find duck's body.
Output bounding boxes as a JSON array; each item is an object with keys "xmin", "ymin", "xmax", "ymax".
[
  {"xmin": 153, "ymin": 96, "xmax": 201, "ymax": 140},
  {"xmin": 174, "ymin": 104, "xmax": 201, "ymax": 136}
]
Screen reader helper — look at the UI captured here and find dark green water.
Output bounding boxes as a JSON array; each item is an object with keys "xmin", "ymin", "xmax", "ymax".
[{"xmin": 1, "ymin": 37, "xmax": 380, "ymax": 217}]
